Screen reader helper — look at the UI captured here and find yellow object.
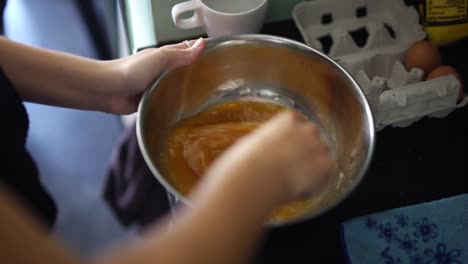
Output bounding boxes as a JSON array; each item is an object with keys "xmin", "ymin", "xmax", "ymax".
[{"xmin": 419, "ymin": 0, "xmax": 468, "ymax": 45}]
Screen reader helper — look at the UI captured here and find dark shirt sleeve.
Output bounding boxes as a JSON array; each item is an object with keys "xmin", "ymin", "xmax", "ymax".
[
  {"xmin": 0, "ymin": 0, "xmax": 6, "ymax": 35},
  {"xmin": 0, "ymin": 67, "xmax": 57, "ymax": 228}
]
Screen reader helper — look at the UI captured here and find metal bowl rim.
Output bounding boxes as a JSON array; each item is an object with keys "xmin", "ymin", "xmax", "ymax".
[{"xmin": 136, "ymin": 34, "xmax": 375, "ymax": 226}]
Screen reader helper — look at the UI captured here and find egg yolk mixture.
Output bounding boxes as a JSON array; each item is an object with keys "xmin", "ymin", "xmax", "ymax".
[{"xmin": 161, "ymin": 101, "xmax": 312, "ymax": 222}]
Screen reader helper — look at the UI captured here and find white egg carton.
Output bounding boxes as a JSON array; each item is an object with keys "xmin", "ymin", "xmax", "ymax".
[{"xmin": 292, "ymin": 0, "xmax": 466, "ymax": 130}]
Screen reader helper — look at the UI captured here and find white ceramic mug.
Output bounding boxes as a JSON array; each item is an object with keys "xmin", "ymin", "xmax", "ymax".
[{"xmin": 171, "ymin": 0, "xmax": 268, "ymax": 37}]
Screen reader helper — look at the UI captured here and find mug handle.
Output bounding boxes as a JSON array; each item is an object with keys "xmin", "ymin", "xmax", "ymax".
[{"xmin": 172, "ymin": 1, "xmax": 204, "ymax": 29}]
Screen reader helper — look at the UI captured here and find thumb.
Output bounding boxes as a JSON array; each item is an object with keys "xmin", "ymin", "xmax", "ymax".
[
  {"xmin": 117, "ymin": 38, "xmax": 205, "ymax": 96},
  {"xmin": 162, "ymin": 38, "xmax": 205, "ymax": 68}
]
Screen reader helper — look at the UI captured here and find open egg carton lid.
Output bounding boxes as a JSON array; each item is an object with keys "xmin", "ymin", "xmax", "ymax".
[{"xmin": 292, "ymin": 0, "xmax": 467, "ymax": 130}]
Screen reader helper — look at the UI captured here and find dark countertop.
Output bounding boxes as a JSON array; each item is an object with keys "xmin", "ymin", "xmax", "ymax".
[{"xmin": 253, "ymin": 20, "xmax": 468, "ymax": 263}]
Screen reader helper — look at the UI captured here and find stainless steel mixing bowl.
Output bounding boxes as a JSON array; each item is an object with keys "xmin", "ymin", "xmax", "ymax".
[{"xmin": 137, "ymin": 34, "xmax": 375, "ymax": 226}]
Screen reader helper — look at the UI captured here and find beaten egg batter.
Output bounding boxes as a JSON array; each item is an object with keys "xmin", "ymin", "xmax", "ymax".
[{"xmin": 161, "ymin": 100, "xmax": 313, "ymax": 222}]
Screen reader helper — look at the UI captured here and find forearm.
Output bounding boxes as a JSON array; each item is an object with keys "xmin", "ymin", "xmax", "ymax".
[
  {"xmin": 169, "ymin": 164, "xmax": 282, "ymax": 264},
  {"xmin": 99, "ymin": 158, "xmax": 283, "ymax": 264},
  {"xmin": 0, "ymin": 188, "xmax": 80, "ymax": 264},
  {"xmin": 0, "ymin": 37, "xmax": 117, "ymax": 111}
]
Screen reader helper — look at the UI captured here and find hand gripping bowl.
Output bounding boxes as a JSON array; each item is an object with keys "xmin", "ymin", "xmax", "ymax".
[{"xmin": 137, "ymin": 35, "xmax": 375, "ymax": 226}]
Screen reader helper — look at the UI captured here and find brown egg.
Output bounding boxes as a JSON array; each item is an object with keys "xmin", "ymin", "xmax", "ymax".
[
  {"xmin": 426, "ymin": 66, "xmax": 464, "ymax": 103},
  {"xmin": 404, "ymin": 40, "xmax": 442, "ymax": 77}
]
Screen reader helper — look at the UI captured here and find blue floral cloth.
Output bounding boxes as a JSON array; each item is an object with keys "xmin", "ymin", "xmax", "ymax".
[{"xmin": 341, "ymin": 194, "xmax": 468, "ymax": 264}]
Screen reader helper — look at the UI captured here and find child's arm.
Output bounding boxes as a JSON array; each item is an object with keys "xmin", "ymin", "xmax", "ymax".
[
  {"xmin": 98, "ymin": 111, "xmax": 334, "ymax": 264},
  {"xmin": 0, "ymin": 37, "xmax": 204, "ymax": 114},
  {"xmin": 0, "ymin": 112, "xmax": 333, "ymax": 264}
]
